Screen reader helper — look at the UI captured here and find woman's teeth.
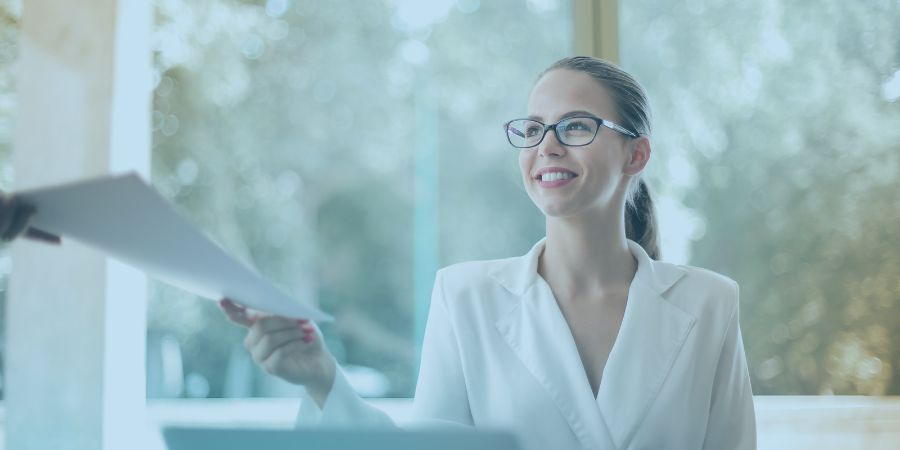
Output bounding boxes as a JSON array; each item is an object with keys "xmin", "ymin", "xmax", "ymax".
[{"xmin": 541, "ymin": 172, "xmax": 576, "ymax": 181}]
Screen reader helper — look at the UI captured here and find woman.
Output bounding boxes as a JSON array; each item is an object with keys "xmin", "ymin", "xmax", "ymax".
[{"xmin": 220, "ymin": 56, "xmax": 756, "ymax": 449}]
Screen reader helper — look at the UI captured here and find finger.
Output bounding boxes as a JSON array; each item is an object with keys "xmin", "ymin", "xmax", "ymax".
[
  {"xmin": 219, "ymin": 298, "xmax": 254, "ymax": 327},
  {"xmin": 260, "ymin": 340, "xmax": 307, "ymax": 376},
  {"xmin": 250, "ymin": 327, "xmax": 305, "ymax": 364},
  {"xmin": 244, "ymin": 316, "xmax": 302, "ymax": 350},
  {"xmin": 254, "ymin": 315, "xmax": 304, "ymax": 335},
  {"xmin": 24, "ymin": 227, "xmax": 61, "ymax": 245},
  {"xmin": 300, "ymin": 323, "xmax": 317, "ymax": 338},
  {"xmin": 262, "ymin": 340, "xmax": 307, "ymax": 375}
]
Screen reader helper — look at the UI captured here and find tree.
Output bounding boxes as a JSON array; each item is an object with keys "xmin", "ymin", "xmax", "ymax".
[{"xmin": 622, "ymin": 0, "xmax": 900, "ymax": 394}]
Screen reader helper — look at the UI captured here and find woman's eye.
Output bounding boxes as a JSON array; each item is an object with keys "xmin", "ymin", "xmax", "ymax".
[
  {"xmin": 525, "ymin": 126, "xmax": 542, "ymax": 137},
  {"xmin": 565, "ymin": 121, "xmax": 590, "ymax": 131}
]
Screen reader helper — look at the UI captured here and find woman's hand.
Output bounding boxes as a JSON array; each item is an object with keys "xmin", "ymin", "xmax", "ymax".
[
  {"xmin": 218, "ymin": 298, "xmax": 337, "ymax": 408},
  {"xmin": 0, "ymin": 193, "xmax": 61, "ymax": 244}
]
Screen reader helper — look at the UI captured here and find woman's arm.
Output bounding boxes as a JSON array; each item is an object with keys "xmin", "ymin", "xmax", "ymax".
[
  {"xmin": 295, "ymin": 269, "xmax": 474, "ymax": 427},
  {"xmin": 702, "ymin": 280, "xmax": 757, "ymax": 449},
  {"xmin": 295, "ymin": 361, "xmax": 396, "ymax": 427},
  {"xmin": 221, "ymin": 296, "xmax": 397, "ymax": 427}
]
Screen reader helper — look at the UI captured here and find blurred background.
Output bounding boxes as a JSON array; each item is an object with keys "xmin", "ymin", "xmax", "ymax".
[{"xmin": 0, "ymin": 0, "xmax": 898, "ymax": 414}]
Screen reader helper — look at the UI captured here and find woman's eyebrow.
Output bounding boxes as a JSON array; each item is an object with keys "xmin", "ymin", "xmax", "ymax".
[{"xmin": 527, "ymin": 110, "xmax": 599, "ymax": 121}]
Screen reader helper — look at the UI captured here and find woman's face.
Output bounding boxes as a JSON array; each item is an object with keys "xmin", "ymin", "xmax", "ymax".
[{"xmin": 519, "ymin": 69, "xmax": 639, "ymax": 219}]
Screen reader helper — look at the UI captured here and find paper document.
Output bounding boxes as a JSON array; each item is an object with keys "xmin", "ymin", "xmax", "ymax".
[{"xmin": 18, "ymin": 173, "xmax": 332, "ymax": 322}]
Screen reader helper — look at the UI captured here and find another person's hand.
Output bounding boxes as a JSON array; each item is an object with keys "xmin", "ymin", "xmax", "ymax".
[
  {"xmin": 219, "ymin": 298, "xmax": 337, "ymax": 408},
  {"xmin": 0, "ymin": 193, "xmax": 61, "ymax": 244}
]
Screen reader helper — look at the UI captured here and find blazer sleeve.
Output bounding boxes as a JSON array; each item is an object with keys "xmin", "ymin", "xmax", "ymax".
[
  {"xmin": 702, "ymin": 280, "xmax": 757, "ymax": 450},
  {"xmin": 410, "ymin": 269, "xmax": 474, "ymax": 425},
  {"xmin": 295, "ymin": 269, "xmax": 473, "ymax": 428},
  {"xmin": 294, "ymin": 364, "xmax": 396, "ymax": 427}
]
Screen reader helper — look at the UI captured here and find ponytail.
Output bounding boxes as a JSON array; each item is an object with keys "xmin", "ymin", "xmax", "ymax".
[{"xmin": 625, "ymin": 179, "xmax": 660, "ymax": 260}]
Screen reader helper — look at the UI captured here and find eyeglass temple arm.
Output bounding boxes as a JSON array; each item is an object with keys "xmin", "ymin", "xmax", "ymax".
[{"xmin": 601, "ymin": 120, "xmax": 638, "ymax": 138}]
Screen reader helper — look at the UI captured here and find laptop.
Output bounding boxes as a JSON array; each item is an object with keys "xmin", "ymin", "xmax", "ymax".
[{"xmin": 162, "ymin": 426, "xmax": 521, "ymax": 450}]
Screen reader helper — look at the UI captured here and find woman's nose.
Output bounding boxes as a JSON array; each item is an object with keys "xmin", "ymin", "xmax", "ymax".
[{"xmin": 538, "ymin": 130, "xmax": 566, "ymax": 157}]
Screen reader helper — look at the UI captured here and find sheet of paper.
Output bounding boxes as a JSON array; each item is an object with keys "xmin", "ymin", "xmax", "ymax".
[{"xmin": 18, "ymin": 173, "xmax": 332, "ymax": 322}]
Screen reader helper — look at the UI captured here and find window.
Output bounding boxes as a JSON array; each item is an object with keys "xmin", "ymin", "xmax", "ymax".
[
  {"xmin": 619, "ymin": 0, "xmax": 900, "ymax": 395},
  {"xmin": 149, "ymin": 0, "xmax": 573, "ymax": 399},
  {"xmin": 0, "ymin": 3, "xmax": 18, "ymax": 401},
  {"xmin": 5, "ymin": 0, "xmax": 894, "ymax": 406}
]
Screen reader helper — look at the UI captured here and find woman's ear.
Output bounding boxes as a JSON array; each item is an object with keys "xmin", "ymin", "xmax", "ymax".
[{"xmin": 624, "ymin": 136, "xmax": 651, "ymax": 176}]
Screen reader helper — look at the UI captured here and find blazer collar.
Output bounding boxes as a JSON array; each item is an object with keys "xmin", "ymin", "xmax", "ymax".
[
  {"xmin": 492, "ymin": 237, "xmax": 695, "ymax": 449},
  {"xmin": 488, "ymin": 236, "xmax": 687, "ymax": 298}
]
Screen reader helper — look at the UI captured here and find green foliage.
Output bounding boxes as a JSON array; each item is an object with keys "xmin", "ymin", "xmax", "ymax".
[
  {"xmin": 150, "ymin": 0, "xmax": 568, "ymax": 397},
  {"xmin": 622, "ymin": 0, "xmax": 900, "ymax": 395}
]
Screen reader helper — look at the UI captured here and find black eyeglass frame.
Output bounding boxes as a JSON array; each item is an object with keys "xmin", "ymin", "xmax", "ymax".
[{"xmin": 503, "ymin": 116, "xmax": 639, "ymax": 148}]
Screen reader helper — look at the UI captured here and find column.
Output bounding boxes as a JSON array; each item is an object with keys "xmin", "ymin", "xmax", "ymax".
[{"xmin": 6, "ymin": 0, "xmax": 152, "ymax": 449}]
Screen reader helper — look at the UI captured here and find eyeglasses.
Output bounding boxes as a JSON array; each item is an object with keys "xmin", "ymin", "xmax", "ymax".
[{"xmin": 503, "ymin": 116, "xmax": 638, "ymax": 148}]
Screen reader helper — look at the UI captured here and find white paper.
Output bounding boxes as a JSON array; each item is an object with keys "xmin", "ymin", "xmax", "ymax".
[{"xmin": 18, "ymin": 172, "xmax": 332, "ymax": 322}]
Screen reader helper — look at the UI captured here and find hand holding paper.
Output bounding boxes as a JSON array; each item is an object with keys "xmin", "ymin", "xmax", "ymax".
[
  {"xmin": 17, "ymin": 173, "xmax": 332, "ymax": 322},
  {"xmin": 0, "ymin": 192, "xmax": 61, "ymax": 244},
  {"xmin": 219, "ymin": 298, "xmax": 337, "ymax": 402}
]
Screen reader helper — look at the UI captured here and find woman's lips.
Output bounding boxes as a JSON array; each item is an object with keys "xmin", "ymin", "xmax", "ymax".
[{"xmin": 537, "ymin": 177, "xmax": 576, "ymax": 188}]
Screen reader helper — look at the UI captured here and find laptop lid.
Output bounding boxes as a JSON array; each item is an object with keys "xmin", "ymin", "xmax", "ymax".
[{"xmin": 162, "ymin": 426, "xmax": 520, "ymax": 450}]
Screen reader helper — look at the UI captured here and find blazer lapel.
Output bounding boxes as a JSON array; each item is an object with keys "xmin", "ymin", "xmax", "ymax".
[
  {"xmin": 494, "ymin": 280, "xmax": 610, "ymax": 449},
  {"xmin": 491, "ymin": 238, "xmax": 610, "ymax": 449},
  {"xmin": 595, "ymin": 241, "xmax": 695, "ymax": 449},
  {"xmin": 490, "ymin": 238, "xmax": 696, "ymax": 450}
]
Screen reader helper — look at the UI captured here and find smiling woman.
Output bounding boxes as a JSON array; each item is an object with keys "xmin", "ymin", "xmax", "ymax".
[{"xmin": 223, "ymin": 56, "xmax": 756, "ymax": 450}]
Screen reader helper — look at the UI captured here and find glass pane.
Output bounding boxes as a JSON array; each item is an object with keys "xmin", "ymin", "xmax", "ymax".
[
  {"xmin": 620, "ymin": 1, "xmax": 900, "ymax": 395},
  {"xmin": 0, "ymin": 3, "xmax": 19, "ymax": 402},
  {"xmin": 149, "ymin": 0, "xmax": 572, "ymax": 398}
]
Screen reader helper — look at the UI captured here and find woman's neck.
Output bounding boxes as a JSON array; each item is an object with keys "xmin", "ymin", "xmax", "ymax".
[{"xmin": 538, "ymin": 210, "xmax": 637, "ymax": 304}]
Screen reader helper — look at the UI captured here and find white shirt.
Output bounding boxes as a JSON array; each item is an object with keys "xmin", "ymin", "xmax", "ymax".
[{"xmin": 296, "ymin": 237, "xmax": 757, "ymax": 450}]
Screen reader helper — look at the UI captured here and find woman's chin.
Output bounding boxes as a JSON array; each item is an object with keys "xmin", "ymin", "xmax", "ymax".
[{"xmin": 538, "ymin": 201, "xmax": 580, "ymax": 218}]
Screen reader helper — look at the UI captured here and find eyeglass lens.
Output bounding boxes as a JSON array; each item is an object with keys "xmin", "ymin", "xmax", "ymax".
[{"xmin": 506, "ymin": 118, "xmax": 598, "ymax": 148}]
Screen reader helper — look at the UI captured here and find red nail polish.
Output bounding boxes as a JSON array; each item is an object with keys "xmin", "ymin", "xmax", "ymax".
[{"xmin": 303, "ymin": 335, "xmax": 313, "ymax": 343}]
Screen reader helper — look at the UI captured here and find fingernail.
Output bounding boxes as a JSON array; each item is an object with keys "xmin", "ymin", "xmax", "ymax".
[
  {"xmin": 303, "ymin": 335, "xmax": 313, "ymax": 343},
  {"xmin": 296, "ymin": 319, "xmax": 309, "ymax": 324}
]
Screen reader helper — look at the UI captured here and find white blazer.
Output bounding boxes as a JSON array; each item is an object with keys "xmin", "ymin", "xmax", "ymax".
[{"xmin": 296, "ymin": 237, "xmax": 756, "ymax": 450}]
